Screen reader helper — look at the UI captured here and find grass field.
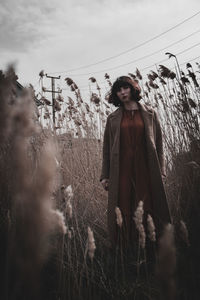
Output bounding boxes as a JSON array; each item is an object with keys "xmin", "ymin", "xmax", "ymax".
[{"xmin": 0, "ymin": 64, "xmax": 199, "ymax": 299}]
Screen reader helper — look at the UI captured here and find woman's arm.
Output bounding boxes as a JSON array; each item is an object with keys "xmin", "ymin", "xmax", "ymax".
[
  {"xmin": 154, "ymin": 111, "xmax": 166, "ymax": 177},
  {"xmin": 100, "ymin": 117, "xmax": 110, "ymax": 182}
]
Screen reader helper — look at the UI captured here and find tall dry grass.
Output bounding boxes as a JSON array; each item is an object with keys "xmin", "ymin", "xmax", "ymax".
[
  {"xmin": 0, "ymin": 59, "xmax": 199, "ymax": 299},
  {"xmin": 53, "ymin": 63, "xmax": 200, "ymax": 299}
]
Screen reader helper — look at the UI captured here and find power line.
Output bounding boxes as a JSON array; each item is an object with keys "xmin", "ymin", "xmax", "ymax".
[
  {"xmin": 70, "ymin": 30, "xmax": 200, "ymax": 76},
  {"xmin": 141, "ymin": 41, "xmax": 200, "ymax": 72},
  {"xmin": 180, "ymin": 54, "xmax": 200, "ymax": 65},
  {"xmin": 60, "ymin": 40, "xmax": 200, "ymax": 77},
  {"xmin": 48, "ymin": 10, "xmax": 200, "ymax": 74}
]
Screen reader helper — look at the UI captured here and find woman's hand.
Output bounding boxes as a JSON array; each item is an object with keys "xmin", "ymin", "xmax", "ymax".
[{"xmin": 101, "ymin": 179, "xmax": 109, "ymax": 191}]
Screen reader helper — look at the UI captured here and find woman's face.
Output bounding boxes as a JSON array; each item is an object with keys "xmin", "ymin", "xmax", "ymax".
[{"xmin": 116, "ymin": 85, "xmax": 132, "ymax": 104}]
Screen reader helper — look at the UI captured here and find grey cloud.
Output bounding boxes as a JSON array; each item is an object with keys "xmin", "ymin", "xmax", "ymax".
[
  {"xmin": 0, "ymin": 0, "xmax": 58, "ymax": 53},
  {"xmin": 0, "ymin": 0, "xmax": 145, "ymax": 54}
]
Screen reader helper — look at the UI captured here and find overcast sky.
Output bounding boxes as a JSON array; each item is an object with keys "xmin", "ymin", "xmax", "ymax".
[{"xmin": 1, "ymin": 0, "xmax": 200, "ymax": 99}]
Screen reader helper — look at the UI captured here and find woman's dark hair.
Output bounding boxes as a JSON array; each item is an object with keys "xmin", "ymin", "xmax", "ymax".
[{"xmin": 108, "ymin": 76, "xmax": 142, "ymax": 107}]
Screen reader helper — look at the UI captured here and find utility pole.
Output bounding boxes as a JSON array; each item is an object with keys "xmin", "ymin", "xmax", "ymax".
[{"xmin": 45, "ymin": 74, "xmax": 61, "ymax": 126}]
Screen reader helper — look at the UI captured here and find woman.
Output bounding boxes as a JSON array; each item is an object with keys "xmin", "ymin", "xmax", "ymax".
[{"xmin": 100, "ymin": 76, "xmax": 171, "ymax": 246}]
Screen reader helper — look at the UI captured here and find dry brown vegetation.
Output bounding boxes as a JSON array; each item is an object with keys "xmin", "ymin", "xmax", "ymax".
[{"xmin": 0, "ymin": 60, "xmax": 200, "ymax": 300}]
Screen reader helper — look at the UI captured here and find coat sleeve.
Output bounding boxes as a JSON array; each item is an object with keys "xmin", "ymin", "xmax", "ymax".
[
  {"xmin": 100, "ymin": 117, "xmax": 110, "ymax": 181},
  {"xmin": 154, "ymin": 111, "xmax": 166, "ymax": 177}
]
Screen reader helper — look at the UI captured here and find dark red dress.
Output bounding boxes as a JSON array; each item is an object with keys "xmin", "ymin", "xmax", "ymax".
[{"xmin": 118, "ymin": 108, "xmax": 153, "ymax": 243}]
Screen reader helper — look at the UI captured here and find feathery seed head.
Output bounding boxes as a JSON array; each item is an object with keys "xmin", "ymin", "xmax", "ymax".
[
  {"xmin": 90, "ymin": 93, "xmax": 100, "ymax": 105},
  {"xmin": 65, "ymin": 77, "xmax": 74, "ymax": 86},
  {"xmin": 54, "ymin": 100, "xmax": 61, "ymax": 112},
  {"xmin": 128, "ymin": 73, "xmax": 136, "ymax": 79},
  {"xmin": 42, "ymin": 97, "xmax": 51, "ymax": 105},
  {"xmin": 159, "ymin": 77, "xmax": 167, "ymax": 85},
  {"xmin": 134, "ymin": 201, "xmax": 146, "ymax": 248},
  {"xmin": 186, "ymin": 63, "xmax": 192, "ymax": 69},
  {"xmin": 139, "ymin": 224, "xmax": 146, "ymax": 249},
  {"xmin": 169, "ymin": 71, "xmax": 176, "ymax": 80},
  {"xmin": 87, "ymin": 226, "xmax": 96, "ymax": 260},
  {"xmin": 134, "ymin": 201, "xmax": 144, "ymax": 228},
  {"xmin": 57, "ymin": 94, "xmax": 64, "ymax": 102},
  {"xmin": 147, "ymin": 214, "xmax": 156, "ymax": 242},
  {"xmin": 39, "ymin": 70, "xmax": 45, "ymax": 78},
  {"xmin": 89, "ymin": 77, "xmax": 96, "ymax": 83},
  {"xmin": 64, "ymin": 185, "xmax": 74, "ymax": 200},
  {"xmin": 136, "ymin": 68, "xmax": 142, "ymax": 80},
  {"xmin": 115, "ymin": 207, "xmax": 123, "ymax": 227},
  {"xmin": 165, "ymin": 52, "xmax": 176, "ymax": 59},
  {"xmin": 51, "ymin": 209, "xmax": 67, "ymax": 235},
  {"xmin": 159, "ymin": 65, "xmax": 172, "ymax": 78}
]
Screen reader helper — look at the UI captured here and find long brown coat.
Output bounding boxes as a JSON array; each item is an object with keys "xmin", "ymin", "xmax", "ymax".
[{"xmin": 100, "ymin": 102, "xmax": 171, "ymax": 244}]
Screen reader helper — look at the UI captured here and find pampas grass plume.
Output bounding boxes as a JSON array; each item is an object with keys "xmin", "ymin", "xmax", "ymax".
[
  {"xmin": 64, "ymin": 185, "xmax": 73, "ymax": 200},
  {"xmin": 87, "ymin": 226, "xmax": 96, "ymax": 260},
  {"xmin": 115, "ymin": 207, "xmax": 123, "ymax": 228},
  {"xmin": 51, "ymin": 209, "xmax": 67, "ymax": 235},
  {"xmin": 147, "ymin": 214, "xmax": 156, "ymax": 242},
  {"xmin": 134, "ymin": 201, "xmax": 146, "ymax": 249}
]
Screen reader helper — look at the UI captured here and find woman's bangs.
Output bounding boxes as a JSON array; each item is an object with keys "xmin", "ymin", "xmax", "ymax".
[{"xmin": 113, "ymin": 80, "xmax": 131, "ymax": 93}]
